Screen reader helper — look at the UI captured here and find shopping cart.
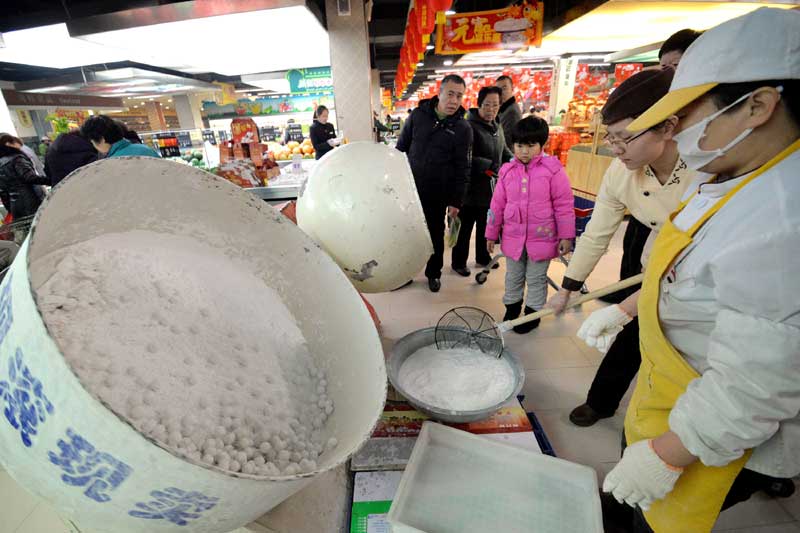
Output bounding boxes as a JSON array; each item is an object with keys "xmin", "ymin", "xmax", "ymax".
[
  {"xmin": 0, "ymin": 215, "xmax": 34, "ymax": 283},
  {"xmin": 474, "ymin": 188, "xmax": 595, "ymax": 295}
]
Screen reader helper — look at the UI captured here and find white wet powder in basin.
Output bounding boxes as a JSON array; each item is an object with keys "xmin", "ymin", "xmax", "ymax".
[
  {"xmin": 33, "ymin": 230, "xmax": 338, "ymax": 477},
  {"xmin": 397, "ymin": 345, "xmax": 516, "ymax": 411}
]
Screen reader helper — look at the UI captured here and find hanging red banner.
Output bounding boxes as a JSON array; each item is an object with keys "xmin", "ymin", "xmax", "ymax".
[
  {"xmin": 614, "ymin": 63, "xmax": 644, "ymax": 87},
  {"xmin": 435, "ymin": 1, "xmax": 543, "ymax": 55},
  {"xmin": 417, "ymin": 1, "xmax": 436, "ymax": 36}
]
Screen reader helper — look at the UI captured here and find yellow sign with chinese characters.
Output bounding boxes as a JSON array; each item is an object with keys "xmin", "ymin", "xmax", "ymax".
[
  {"xmin": 436, "ymin": 1, "xmax": 543, "ymax": 55},
  {"xmin": 16, "ymin": 110, "xmax": 33, "ymax": 129}
]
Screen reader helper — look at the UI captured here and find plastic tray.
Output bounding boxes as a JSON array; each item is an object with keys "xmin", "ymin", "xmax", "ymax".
[{"xmin": 387, "ymin": 422, "xmax": 603, "ymax": 533}]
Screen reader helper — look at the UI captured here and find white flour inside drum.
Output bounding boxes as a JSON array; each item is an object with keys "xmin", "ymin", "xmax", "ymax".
[
  {"xmin": 32, "ymin": 230, "xmax": 337, "ymax": 476},
  {"xmin": 397, "ymin": 345, "xmax": 516, "ymax": 411}
]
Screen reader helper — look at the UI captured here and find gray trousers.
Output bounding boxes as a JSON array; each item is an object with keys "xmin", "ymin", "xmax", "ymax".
[{"xmin": 503, "ymin": 248, "xmax": 549, "ymax": 309}]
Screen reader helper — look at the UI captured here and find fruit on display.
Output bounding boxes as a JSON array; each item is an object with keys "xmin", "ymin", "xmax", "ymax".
[
  {"xmin": 271, "ymin": 138, "xmax": 316, "ymax": 161},
  {"xmin": 170, "ymin": 149, "xmax": 208, "ymax": 169}
]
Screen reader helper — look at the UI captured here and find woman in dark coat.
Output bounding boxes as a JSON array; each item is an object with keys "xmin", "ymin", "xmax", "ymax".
[
  {"xmin": 0, "ymin": 134, "xmax": 50, "ymax": 219},
  {"xmin": 451, "ymin": 86, "xmax": 513, "ymax": 275},
  {"xmin": 44, "ymin": 130, "xmax": 98, "ymax": 186},
  {"xmin": 309, "ymin": 105, "xmax": 339, "ymax": 160}
]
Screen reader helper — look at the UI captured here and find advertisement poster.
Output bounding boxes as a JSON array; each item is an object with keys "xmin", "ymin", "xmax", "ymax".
[
  {"xmin": 435, "ymin": 1, "xmax": 544, "ymax": 55},
  {"xmin": 202, "ymin": 93, "xmax": 334, "ymax": 119},
  {"xmin": 286, "ymin": 67, "xmax": 333, "ymax": 94}
]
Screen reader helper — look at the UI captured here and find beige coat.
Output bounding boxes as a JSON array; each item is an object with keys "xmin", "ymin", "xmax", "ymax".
[{"xmin": 563, "ymin": 157, "xmax": 695, "ymax": 286}]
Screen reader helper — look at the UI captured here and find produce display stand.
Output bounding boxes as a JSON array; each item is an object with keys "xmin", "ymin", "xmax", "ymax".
[{"xmin": 214, "ymin": 118, "xmax": 281, "ymax": 188}]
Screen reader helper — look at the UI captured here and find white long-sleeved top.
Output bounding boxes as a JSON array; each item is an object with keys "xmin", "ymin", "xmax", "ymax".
[{"xmin": 661, "ymin": 150, "xmax": 800, "ymax": 477}]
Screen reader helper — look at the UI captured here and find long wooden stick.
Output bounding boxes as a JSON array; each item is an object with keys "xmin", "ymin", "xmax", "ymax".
[{"xmin": 501, "ymin": 273, "xmax": 645, "ymax": 330}]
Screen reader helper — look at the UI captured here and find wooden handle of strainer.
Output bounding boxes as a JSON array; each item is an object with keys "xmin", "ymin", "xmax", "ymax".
[{"xmin": 503, "ymin": 273, "xmax": 646, "ymax": 329}]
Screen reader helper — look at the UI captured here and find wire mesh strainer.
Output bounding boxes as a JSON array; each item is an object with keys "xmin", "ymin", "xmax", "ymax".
[{"xmin": 434, "ymin": 274, "xmax": 646, "ymax": 358}]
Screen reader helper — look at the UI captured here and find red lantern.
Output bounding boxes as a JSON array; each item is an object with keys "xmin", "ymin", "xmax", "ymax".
[
  {"xmin": 417, "ymin": 0, "xmax": 435, "ymax": 36},
  {"xmin": 429, "ymin": 0, "xmax": 452, "ymax": 14}
]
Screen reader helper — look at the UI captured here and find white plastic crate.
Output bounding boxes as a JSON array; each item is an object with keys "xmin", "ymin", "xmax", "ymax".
[{"xmin": 387, "ymin": 422, "xmax": 603, "ymax": 533}]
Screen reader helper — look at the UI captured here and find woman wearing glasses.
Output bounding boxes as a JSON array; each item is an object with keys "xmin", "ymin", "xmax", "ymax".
[
  {"xmin": 545, "ymin": 68, "xmax": 695, "ymax": 427},
  {"xmin": 451, "ymin": 86, "xmax": 513, "ymax": 276}
]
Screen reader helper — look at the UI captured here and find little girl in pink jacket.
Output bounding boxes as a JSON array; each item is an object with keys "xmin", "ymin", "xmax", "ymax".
[{"xmin": 486, "ymin": 117, "xmax": 575, "ymax": 332}]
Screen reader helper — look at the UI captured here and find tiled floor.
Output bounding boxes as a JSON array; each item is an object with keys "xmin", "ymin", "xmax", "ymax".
[{"xmin": 1, "ymin": 222, "xmax": 797, "ymax": 532}]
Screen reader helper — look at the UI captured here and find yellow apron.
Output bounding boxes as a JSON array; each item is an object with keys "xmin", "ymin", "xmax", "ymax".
[{"xmin": 625, "ymin": 138, "xmax": 800, "ymax": 533}]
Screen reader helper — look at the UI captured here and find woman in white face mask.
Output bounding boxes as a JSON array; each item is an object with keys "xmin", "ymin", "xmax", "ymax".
[{"xmin": 587, "ymin": 7, "xmax": 800, "ymax": 533}]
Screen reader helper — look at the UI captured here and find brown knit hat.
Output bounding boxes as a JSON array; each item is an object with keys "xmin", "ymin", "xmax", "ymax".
[{"xmin": 601, "ymin": 68, "xmax": 675, "ymax": 126}]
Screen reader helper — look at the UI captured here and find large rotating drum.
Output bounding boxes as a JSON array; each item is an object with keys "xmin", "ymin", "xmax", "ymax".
[
  {"xmin": 0, "ymin": 158, "xmax": 387, "ymax": 532},
  {"xmin": 296, "ymin": 142, "xmax": 433, "ymax": 293}
]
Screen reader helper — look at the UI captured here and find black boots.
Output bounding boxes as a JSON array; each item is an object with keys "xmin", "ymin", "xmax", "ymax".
[
  {"xmin": 503, "ymin": 303, "xmax": 540, "ymax": 333},
  {"xmin": 428, "ymin": 278, "xmax": 441, "ymax": 292},
  {"xmin": 503, "ymin": 301, "xmax": 523, "ymax": 321},
  {"xmin": 513, "ymin": 306, "xmax": 540, "ymax": 334},
  {"xmin": 569, "ymin": 403, "xmax": 614, "ymax": 427}
]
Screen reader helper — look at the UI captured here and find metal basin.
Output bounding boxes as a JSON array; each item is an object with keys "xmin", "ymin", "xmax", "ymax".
[{"xmin": 388, "ymin": 327, "xmax": 526, "ymax": 423}]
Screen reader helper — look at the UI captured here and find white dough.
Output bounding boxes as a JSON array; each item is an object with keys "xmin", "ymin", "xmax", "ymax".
[
  {"xmin": 32, "ymin": 230, "xmax": 339, "ymax": 476},
  {"xmin": 397, "ymin": 345, "xmax": 516, "ymax": 411}
]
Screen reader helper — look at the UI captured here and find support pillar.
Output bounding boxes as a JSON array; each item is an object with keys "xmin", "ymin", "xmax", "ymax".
[
  {"xmin": 325, "ymin": 0, "xmax": 373, "ymax": 141},
  {"xmin": 144, "ymin": 101, "xmax": 168, "ymax": 131},
  {"xmin": 174, "ymin": 94, "xmax": 204, "ymax": 130},
  {"xmin": 371, "ymin": 69, "xmax": 382, "ymax": 116},
  {"xmin": 0, "ymin": 90, "xmax": 18, "ymax": 136}
]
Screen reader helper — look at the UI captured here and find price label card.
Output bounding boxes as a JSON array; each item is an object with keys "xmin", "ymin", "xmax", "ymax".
[{"xmin": 366, "ymin": 514, "xmax": 390, "ymax": 533}]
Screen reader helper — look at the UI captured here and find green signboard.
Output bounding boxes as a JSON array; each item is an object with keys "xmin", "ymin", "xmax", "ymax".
[{"xmin": 286, "ymin": 67, "xmax": 333, "ymax": 94}]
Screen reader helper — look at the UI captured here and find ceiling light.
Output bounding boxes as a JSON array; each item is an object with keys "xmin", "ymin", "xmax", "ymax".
[
  {"xmin": 0, "ymin": 23, "xmax": 128, "ymax": 68},
  {"xmin": 443, "ymin": 60, "xmax": 453, "ymax": 66},
  {"xmin": 445, "ymin": 10, "xmax": 456, "ymax": 15},
  {"xmin": 73, "ymin": 6, "xmax": 330, "ymax": 76},
  {"xmin": 417, "ymin": 62, "xmax": 424, "ymax": 66},
  {"xmin": 426, "ymin": 45, "xmax": 434, "ymax": 50}
]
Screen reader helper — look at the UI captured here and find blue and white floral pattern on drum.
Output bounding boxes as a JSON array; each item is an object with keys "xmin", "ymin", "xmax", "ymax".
[
  {"xmin": 0, "ymin": 274, "xmax": 13, "ymax": 346},
  {"xmin": 129, "ymin": 487, "xmax": 220, "ymax": 526},
  {"xmin": 0, "ymin": 348, "xmax": 54, "ymax": 447},
  {"xmin": 48, "ymin": 428, "xmax": 133, "ymax": 503}
]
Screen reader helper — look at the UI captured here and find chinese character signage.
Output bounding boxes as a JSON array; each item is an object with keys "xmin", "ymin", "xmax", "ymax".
[
  {"xmin": 435, "ymin": 1, "xmax": 543, "ymax": 55},
  {"xmin": 16, "ymin": 110, "xmax": 33, "ymax": 129},
  {"xmin": 286, "ymin": 67, "xmax": 333, "ymax": 94},
  {"xmin": 1, "ymin": 89, "xmax": 122, "ymax": 109}
]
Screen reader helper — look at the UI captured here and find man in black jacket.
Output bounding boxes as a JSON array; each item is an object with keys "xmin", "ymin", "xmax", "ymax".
[
  {"xmin": 396, "ymin": 74, "xmax": 473, "ymax": 292},
  {"xmin": 496, "ymin": 75, "xmax": 523, "ymax": 152}
]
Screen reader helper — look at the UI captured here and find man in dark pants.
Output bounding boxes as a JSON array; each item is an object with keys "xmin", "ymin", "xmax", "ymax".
[
  {"xmin": 496, "ymin": 75, "xmax": 522, "ymax": 152},
  {"xmin": 396, "ymin": 74, "xmax": 473, "ymax": 292},
  {"xmin": 544, "ymin": 70, "xmax": 694, "ymax": 425}
]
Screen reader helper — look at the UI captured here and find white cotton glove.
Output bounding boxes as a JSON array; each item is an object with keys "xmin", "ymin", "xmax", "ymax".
[
  {"xmin": 603, "ymin": 439, "xmax": 683, "ymax": 511},
  {"xmin": 576, "ymin": 304, "xmax": 632, "ymax": 353}
]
